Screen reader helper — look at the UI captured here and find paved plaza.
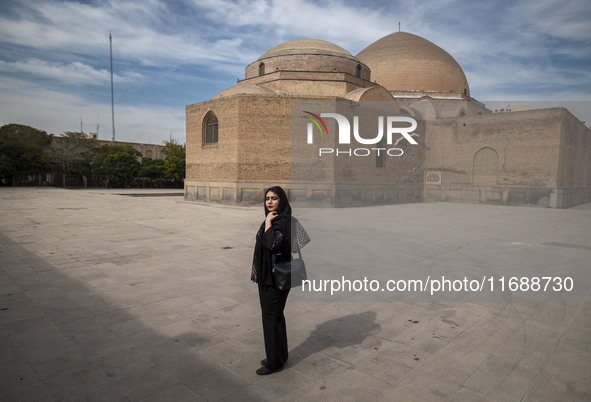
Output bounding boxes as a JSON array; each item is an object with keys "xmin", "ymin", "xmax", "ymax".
[{"xmin": 1, "ymin": 187, "xmax": 590, "ymax": 401}]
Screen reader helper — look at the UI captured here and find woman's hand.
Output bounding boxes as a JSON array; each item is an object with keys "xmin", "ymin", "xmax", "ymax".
[{"xmin": 265, "ymin": 211, "xmax": 278, "ymax": 231}]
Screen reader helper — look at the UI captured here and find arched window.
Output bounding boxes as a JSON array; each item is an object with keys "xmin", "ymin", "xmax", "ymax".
[
  {"xmin": 203, "ymin": 112, "xmax": 218, "ymax": 145},
  {"xmin": 356, "ymin": 64, "xmax": 362, "ymax": 78},
  {"xmin": 259, "ymin": 63, "xmax": 265, "ymax": 76}
]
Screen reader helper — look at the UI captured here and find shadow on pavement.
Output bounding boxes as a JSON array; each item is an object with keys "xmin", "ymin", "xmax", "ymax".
[
  {"xmin": 0, "ymin": 233, "xmax": 261, "ymax": 401},
  {"xmin": 289, "ymin": 311, "xmax": 380, "ymax": 365}
]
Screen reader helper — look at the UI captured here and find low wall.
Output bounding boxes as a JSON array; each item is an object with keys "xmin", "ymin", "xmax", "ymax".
[
  {"xmin": 184, "ymin": 181, "xmax": 423, "ymax": 207},
  {"xmin": 552, "ymin": 187, "xmax": 591, "ymax": 208},
  {"xmin": 424, "ymin": 185, "xmax": 591, "ymax": 208},
  {"xmin": 186, "ymin": 181, "xmax": 591, "ymax": 209}
]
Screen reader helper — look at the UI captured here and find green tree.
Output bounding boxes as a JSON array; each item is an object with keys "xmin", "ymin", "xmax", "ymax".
[
  {"xmin": 93, "ymin": 144, "xmax": 141, "ymax": 187},
  {"xmin": 93, "ymin": 144, "xmax": 141, "ymax": 169},
  {"xmin": 0, "ymin": 124, "xmax": 53, "ymax": 148},
  {"xmin": 0, "ymin": 124, "xmax": 52, "ymax": 185},
  {"xmin": 102, "ymin": 152, "xmax": 140, "ymax": 188},
  {"xmin": 139, "ymin": 158, "xmax": 166, "ymax": 187},
  {"xmin": 164, "ymin": 156, "xmax": 185, "ymax": 181},
  {"xmin": 0, "ymin": 153, "xmax": 15, "ymax": 183},
  {"xmin": 162, "ymin": 141, "xmax": 185, "ymax": 182},
  {"xmin": 163, "ymin": 140, "xmax": 185, "ymax": 160},
  {"xmin": 0, "ymin": 143, "xmax": 20, "ymax": 182},
  {"xmin": 69, "ymin": 159, "xmax": 93, "ymax": 177}
]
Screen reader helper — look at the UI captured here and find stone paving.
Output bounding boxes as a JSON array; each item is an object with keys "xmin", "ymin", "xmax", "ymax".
[{"xmin": 0, "ymin": 187, "xmax": 590, "ymax": 401}]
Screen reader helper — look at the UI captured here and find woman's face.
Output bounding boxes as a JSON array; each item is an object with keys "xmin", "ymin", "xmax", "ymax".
[{"xmin": 265, "ymin": 191, "xmax": 280, "ymax": 212}]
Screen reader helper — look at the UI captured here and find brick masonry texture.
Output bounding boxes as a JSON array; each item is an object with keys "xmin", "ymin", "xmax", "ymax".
[{"xmin": 184, "ymin": 34, "xmax": 591, "ymax": 208}]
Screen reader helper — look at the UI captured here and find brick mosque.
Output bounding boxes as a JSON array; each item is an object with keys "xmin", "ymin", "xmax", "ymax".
[{"xmin": 184, "ymin": 32, "xmax": 590, "ymax": 208}]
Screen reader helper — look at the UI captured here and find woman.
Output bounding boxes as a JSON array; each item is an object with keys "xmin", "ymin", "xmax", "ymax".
[{"xmin": 250, "ymin": 186, "xmax": 308, "ymax": 375}]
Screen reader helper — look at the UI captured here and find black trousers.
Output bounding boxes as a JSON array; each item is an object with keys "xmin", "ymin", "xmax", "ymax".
[{"xmin": 258, "ymin": 284, "xmax": 290, "ymax": 369}]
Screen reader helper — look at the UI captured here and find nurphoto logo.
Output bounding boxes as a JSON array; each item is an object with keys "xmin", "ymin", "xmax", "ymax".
[{"xmin": 303, "ymin": 111, "xmax": 418, "ymax": 157}]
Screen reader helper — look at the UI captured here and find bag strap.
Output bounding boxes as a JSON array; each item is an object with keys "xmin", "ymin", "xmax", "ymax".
[
  {"xmin": 271, "ymin": 247, "xmax": 303, "ymax": 265},
  {"xmin": 271, "ymin": 228, "xmax": 304, "ymax": 265}
]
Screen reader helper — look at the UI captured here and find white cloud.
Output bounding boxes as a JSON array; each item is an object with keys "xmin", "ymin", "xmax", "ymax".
[
  {"xmin": 468, "ymin": 58, "xmax": 591, "ymax": 92},
  {"xmin": 0, "ymin": 0, "xmax": 251, "ymax": 68},
  {"xmin": 505, "ymin": 0, "xmax": 591, "ymax": 42},
  {"xmin": 190, "ymin": 0, "xmax": 394, "ymax": 51},
  {"xmin": 0, "ymin": 59, "xmax": 141, "ymax": 85}
]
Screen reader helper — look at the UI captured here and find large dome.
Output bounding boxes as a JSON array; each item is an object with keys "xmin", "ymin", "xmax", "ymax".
[{"xmin": 356, "ymin": 32, "xmax": 470, "ymax": 96}]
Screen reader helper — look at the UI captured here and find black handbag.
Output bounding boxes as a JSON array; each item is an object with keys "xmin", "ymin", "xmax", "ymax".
[{"xmin": 272, "ymin": 249, "xmax": 307, "ymax": 291}]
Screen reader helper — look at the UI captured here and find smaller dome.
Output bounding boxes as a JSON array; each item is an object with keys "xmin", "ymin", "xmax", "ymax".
[
  {"xmin": 213, "ymin": 84, "xmax": 276, "ymax": 99},
  {"xmin": 258, "ymin": 39, "xmax": 355, "ymax": 60},
  {"xmin": 245, "ymin": 38, "xmax": 370, "ymax": 82},
  {"xmin": 345, "ymin": 86, "xmax": 395, "ymax": 102}
]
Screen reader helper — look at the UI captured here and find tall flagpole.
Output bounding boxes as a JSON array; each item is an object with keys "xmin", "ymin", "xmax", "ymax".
[{"xmin": 109, "ymin": 32, "xmax": 115, "ymax": 142}]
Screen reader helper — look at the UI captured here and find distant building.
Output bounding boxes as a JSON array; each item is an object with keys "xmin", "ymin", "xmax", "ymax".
[
  {"xmin": 95, "ymin": 139, "xmax": 166, "ymax": 160},
  {"xmin": 56, "ymin": 134, "xmax": 166, "ymax": 160},
  {"xmin": 494, "ymin": 105, "xmax": 537, "ymax": 113},
  {"xmin": 185, "ymin": 32, "xmax": 590, "ymax": 208}
]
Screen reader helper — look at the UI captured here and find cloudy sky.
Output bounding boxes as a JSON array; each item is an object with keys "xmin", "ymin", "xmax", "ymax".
[{"xmin": 0, "ymin": 0, "xmax": 589, "ymax": 144}]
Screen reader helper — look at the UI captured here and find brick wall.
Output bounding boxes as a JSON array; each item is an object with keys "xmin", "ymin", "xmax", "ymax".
[
  {"xmin": 424, "ymin": 108, "xmax": 564, "ymax": 187},
  {"xmin": 186, "ymin": 97, "xmax": 240, "ymax": 182},
  {"xmin": 186, "ymin": 94, "xmax": 591, "ymax": 208},
  {"xmin": 558, "ymin": 108, "xmax": 591, "ymax": 187}
]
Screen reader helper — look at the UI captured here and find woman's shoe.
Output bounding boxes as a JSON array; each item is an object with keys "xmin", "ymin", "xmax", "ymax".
[
  {"xmin": 256, "ymin": 365, "xmax": 282, "ymax": 375},
  {"xmin": 261, "ymin": 358, "xmax": 288, "ymax": 367}
]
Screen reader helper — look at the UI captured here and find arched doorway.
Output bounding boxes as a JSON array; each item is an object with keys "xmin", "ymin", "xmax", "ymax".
[{"xmin": 473, "ymin": 147, "xmax": 498, "ymax": 185}]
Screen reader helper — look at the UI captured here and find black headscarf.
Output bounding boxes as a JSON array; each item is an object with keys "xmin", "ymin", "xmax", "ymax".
[
  {"xmin": 263, "ymin": 186, "xmax": 292, "ymax": 220},
  {"xmin": 252, "ymin": 186, "xmax": 292, "ymax": 286}
]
